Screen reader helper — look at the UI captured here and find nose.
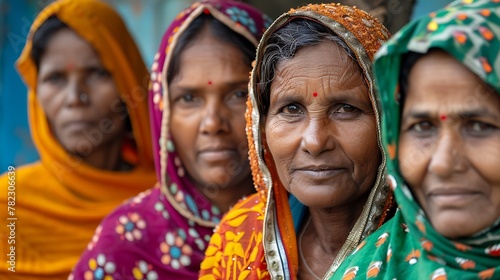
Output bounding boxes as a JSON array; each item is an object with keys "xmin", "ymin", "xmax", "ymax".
[
  {"xmin": 428, "ymin": 129, "xmax": 467, "ymax": 178},
  {"xmin": 200, "ymin": 99, "xmax": 230, "ymax": 135},
  {"xmin": 301, "ymin": 118, "xmax": 335, "ymax": 156},
  {"xmin": 65, "ymin": 77, "xmax": 88, "ymax": 106}
]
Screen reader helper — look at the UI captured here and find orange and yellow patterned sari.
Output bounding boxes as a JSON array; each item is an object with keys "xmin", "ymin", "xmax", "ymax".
[{"xmin": 200, "ymin": 4, "xmax": 395, "ymax": 280}]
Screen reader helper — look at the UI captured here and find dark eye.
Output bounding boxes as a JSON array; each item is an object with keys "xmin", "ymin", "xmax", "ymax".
[
  {"xmin": 233, "ymin": 90, "xmax": 248, "ymax": 99},
  {"xmin": 465, "ymin": 121, "xmax": 495, "ymax": 135},
  {"xmin": 43, "ymin": 72, "xmax": 64, "ymax": 84},
  {"xmin": 87, "ymin": 68, "xmax": 111, "ymax": 85},
  {"xmin": 281, "ymin": 104, "xmax": 303, "ymax": 114},
  {"xmin": 337, "ymin": 104, "xmax": 357, "ymax": 113},
  {"xmin": 332, "ymin": 104, "xmax": 361, "ymax": 119},
  {"xmin": 89, "ymin": 67, "xmax": 111, "ymax": 79},
  {"xmin": 181, "ymin": 94, "xmax": 194, "ymax": 102},
  {"xmin": 409, "ymin": 121, "xmax": 436, "ymax": 135}
]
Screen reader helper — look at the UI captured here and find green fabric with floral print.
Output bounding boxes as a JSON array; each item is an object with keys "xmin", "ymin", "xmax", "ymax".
[{"xmin": 331, "ymin": 0, "xmax": 500, "ymax": 279}]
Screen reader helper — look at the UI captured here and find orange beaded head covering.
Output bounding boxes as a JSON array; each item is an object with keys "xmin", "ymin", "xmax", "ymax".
[{"xmin": 246, "ymin": 3, "xmax": 393, "ymax": 279}]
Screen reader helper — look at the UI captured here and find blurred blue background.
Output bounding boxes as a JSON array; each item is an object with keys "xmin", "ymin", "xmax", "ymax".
[{"xmin": 0, "ymin": 0, "xmax": 454, "ymax": 173}]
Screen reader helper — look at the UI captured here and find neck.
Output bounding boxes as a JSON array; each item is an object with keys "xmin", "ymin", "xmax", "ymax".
[
  {"xmin": 197, "ymin": 175, "xmax": 255, "ymax": 213},
  {"xmin": 299, "ymin": 193, "xmax": 369, "ymax": 278},
  {"xmin": 75, "ymin": 138, "xmax": 127, "ymax": 171}
]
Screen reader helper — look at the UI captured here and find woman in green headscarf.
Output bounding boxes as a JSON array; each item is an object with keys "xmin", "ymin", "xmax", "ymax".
[{"xmin": 331, "ymin": 0, "xmax": 500, "ymax": 279}]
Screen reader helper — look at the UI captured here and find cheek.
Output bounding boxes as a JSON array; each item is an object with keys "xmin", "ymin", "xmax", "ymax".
[
  {"xmin": 338, "ymin": 119, "xmax": 380, "ymax": 167},
  {"xmin": 36, "ymin": 85, "xmax": 62, "ymax": 121},
  {"xmin": 170, "ymin": 113, "xmax": 197, "ymax": 148},
  {"xmin": 94, "ymin": 84, "xmax": 122, "ymax": 113},
  {"xmin": 230, "ymin": 118, "xmax": 250, "ymax": 159},
  {"xmin": 398, "ymin": 134, "xmax": 429, "ymax": 190},
  {"xmin": 229, "ymin": 106, "xmax": 248, "ymax": 143},
  {"xmin": 264, "ymin": 121, "xmax": 302, "ymax": 188},
  {"xmin": 264, "ymin": 118, "xmax": 300, "ymax": 162},
  {"xmin": 468, "ymin": 141, "xmax": 500, "ymax": 194}
]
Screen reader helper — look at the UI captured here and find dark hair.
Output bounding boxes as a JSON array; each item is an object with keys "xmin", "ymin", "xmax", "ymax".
[
  {"xmin": 167, "ymin": 13, "xmax": 256, "ymax": 84},
  {"xmin": 398, "ymin": 51, "xmax": 425, "ymax": 106},
  {"xmin": 31, "ymin": 16, "xmax": 69, "ymax": 70},
  {"xmin": 257, "ymin": 19, "xmax": 359, "ymax": 115}
]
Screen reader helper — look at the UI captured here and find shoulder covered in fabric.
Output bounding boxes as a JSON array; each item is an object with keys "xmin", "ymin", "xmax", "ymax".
[
  {"xmin": 70, "ymin": 186, "xmax": 170, "ymax": 278},
  {"xmin": 200, "ymin": 192, "xmax": 269, "ymax": 280}
]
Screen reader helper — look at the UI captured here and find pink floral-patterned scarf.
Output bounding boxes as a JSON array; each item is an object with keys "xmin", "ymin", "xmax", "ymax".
[{"xmin": 70, "ymin": 1, "xmax": 271, "ymax": 279}]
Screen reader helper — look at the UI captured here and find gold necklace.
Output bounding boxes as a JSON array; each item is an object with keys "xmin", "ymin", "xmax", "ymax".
[{"xmin": 298, "ymin": 216, "xmax": 322, "ymax": 280}]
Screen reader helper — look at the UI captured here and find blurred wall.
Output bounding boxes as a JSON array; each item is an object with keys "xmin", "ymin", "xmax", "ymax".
[
  {"xmin": 245, "ymin": 0, "xmax": 415, "ymax": 34},
  {"xmin": 0, "ymin": 0, "xmax": 39, "ymax": 171}
]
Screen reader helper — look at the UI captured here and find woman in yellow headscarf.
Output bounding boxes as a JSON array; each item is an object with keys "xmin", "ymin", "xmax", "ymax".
[{"xmin": 0, "ymin": 0, "xmax": 156, "ymax": 279}]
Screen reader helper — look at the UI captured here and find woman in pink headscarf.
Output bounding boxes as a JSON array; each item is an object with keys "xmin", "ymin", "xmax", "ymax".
[{"xmin": 71, "ymin": 1, "xmax": 271, "ymax": 279}]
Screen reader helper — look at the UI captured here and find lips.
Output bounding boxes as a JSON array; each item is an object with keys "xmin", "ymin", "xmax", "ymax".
[
  {"xmin": 428, "ymin": 188, "xmax": 482, "ymax": 204},
  {"xmin": 62, "ymin": 120, "xmax": 94, "ymax": 131},
  {"xmin": 429, "ymin": 189, "xmax": 481, "ymax": 197},
  {"xmin": 295, "ymin": 165, "xmax": 344, "ymax": 171},
  {"xmin": 294, "ymin": 165, "xmax": 345, "ymax": 178},
  {"xmin": 430, "ymin": 188, "xmax": 480, "ymax": 196},
  {"xmin": 198, "ymin": 147, "xmax": 237, "ymax": 162}
]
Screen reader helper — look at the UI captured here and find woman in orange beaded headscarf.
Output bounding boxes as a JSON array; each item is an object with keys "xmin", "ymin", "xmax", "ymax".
[
  {"xmin": 0, "ymin": 0, "xmax": 156, "ymax": 279},
  {"xmin": 199, "ymin": 4, "xmax": 395, "ymax": 279}
]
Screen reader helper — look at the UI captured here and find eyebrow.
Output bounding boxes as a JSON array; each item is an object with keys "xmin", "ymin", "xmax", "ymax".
[
  {"xmin": 402, "ymin": 108, "xmax": 499, "ymax": 122},
  {"xmin": 270, "ymin": 93, "xmax": 303, "ymax": 106},
  {"xmin": 171, "ymin": 79, "xmax": 249, "ymax": 95}
]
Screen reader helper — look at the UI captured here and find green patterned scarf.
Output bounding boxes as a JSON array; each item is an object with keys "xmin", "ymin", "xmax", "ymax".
[{"xmin": 331, "ymin": 0, "xmax": 500, "ymax": 279}]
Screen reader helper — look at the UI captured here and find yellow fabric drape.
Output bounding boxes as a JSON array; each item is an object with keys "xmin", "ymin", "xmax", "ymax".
[{"xmin": 0, "ymin": 0, "xmax": 156, "ymax": 279}]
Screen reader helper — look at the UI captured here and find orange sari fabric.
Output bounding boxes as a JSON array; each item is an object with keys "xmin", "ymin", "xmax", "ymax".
[{"xmin": 0, "ymin": 0, "xmax": 156, "ymax": 279}]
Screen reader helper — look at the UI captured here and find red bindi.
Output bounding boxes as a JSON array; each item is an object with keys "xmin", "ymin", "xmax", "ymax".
[
  {"xmin": 440, "ymin": 114, "xmax": 447, "ymax": 121},
  {"xmin": 312, "ymin": 92, "xmax": 318, "ymax": 97},
  {"xmin": 207, "ymin": 80, "xmax": 212, "ymax": 85},
  {"xmin": 66, "ymin": 63, "xmax": 74, "ymax": 71}
]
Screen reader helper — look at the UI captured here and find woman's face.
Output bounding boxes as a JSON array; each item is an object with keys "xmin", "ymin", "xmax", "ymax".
[
  {"xmin": 399, "ymin": 51, "xmax": 500, "ymax": 238},
  {"xmin": 37, "ymin": 28, "xmax": 126, "ymax": 157},
  {"xmin": 265, "ymin": 41, "xmax": 381, "ymax": 209},
  {"xmin": 169, "ymin": 34, "xmax": 252, "ymax": 190}
]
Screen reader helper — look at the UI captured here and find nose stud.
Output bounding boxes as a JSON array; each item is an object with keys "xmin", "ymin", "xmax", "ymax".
[{"xmin": 79, "ymin": 92, "xmax": 89, "ymax": 103}]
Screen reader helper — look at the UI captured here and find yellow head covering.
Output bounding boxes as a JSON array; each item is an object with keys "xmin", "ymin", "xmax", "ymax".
[{"xmin": 0, "ymin": 0, "xmax": 156, "ymax": 278}]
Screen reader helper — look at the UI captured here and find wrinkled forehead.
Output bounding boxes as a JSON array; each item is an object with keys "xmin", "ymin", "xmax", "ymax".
[
  {"xmin": 252, "ymin": 8, "xmax": 387, "ymax": 117},
  {"xmin": 399, "ymin": 49, "xmax": 499, "ymax": 109}
]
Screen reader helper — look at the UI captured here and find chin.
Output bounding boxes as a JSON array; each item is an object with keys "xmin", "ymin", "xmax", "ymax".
[
  {"xmin": 59, "ymin": 137, "xmax": 93, "ymax": 155},
  {"xmin": 200, "ymin": 174, "xmax": 234, "ymax": 189},
  {"xmin": 432, "ymin": 218, "xmax": 483, "ymax": 239},
  {"xmin": 63, "ymin": 145, "xmax": 88, "ymax": 157},
  {"xmin": 436, "ymin": 228, "xmax": 476, "ymax": 239},
  {"xmin": 294, "ymin": 194, "xmax": 337, "ymax": 209}
]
